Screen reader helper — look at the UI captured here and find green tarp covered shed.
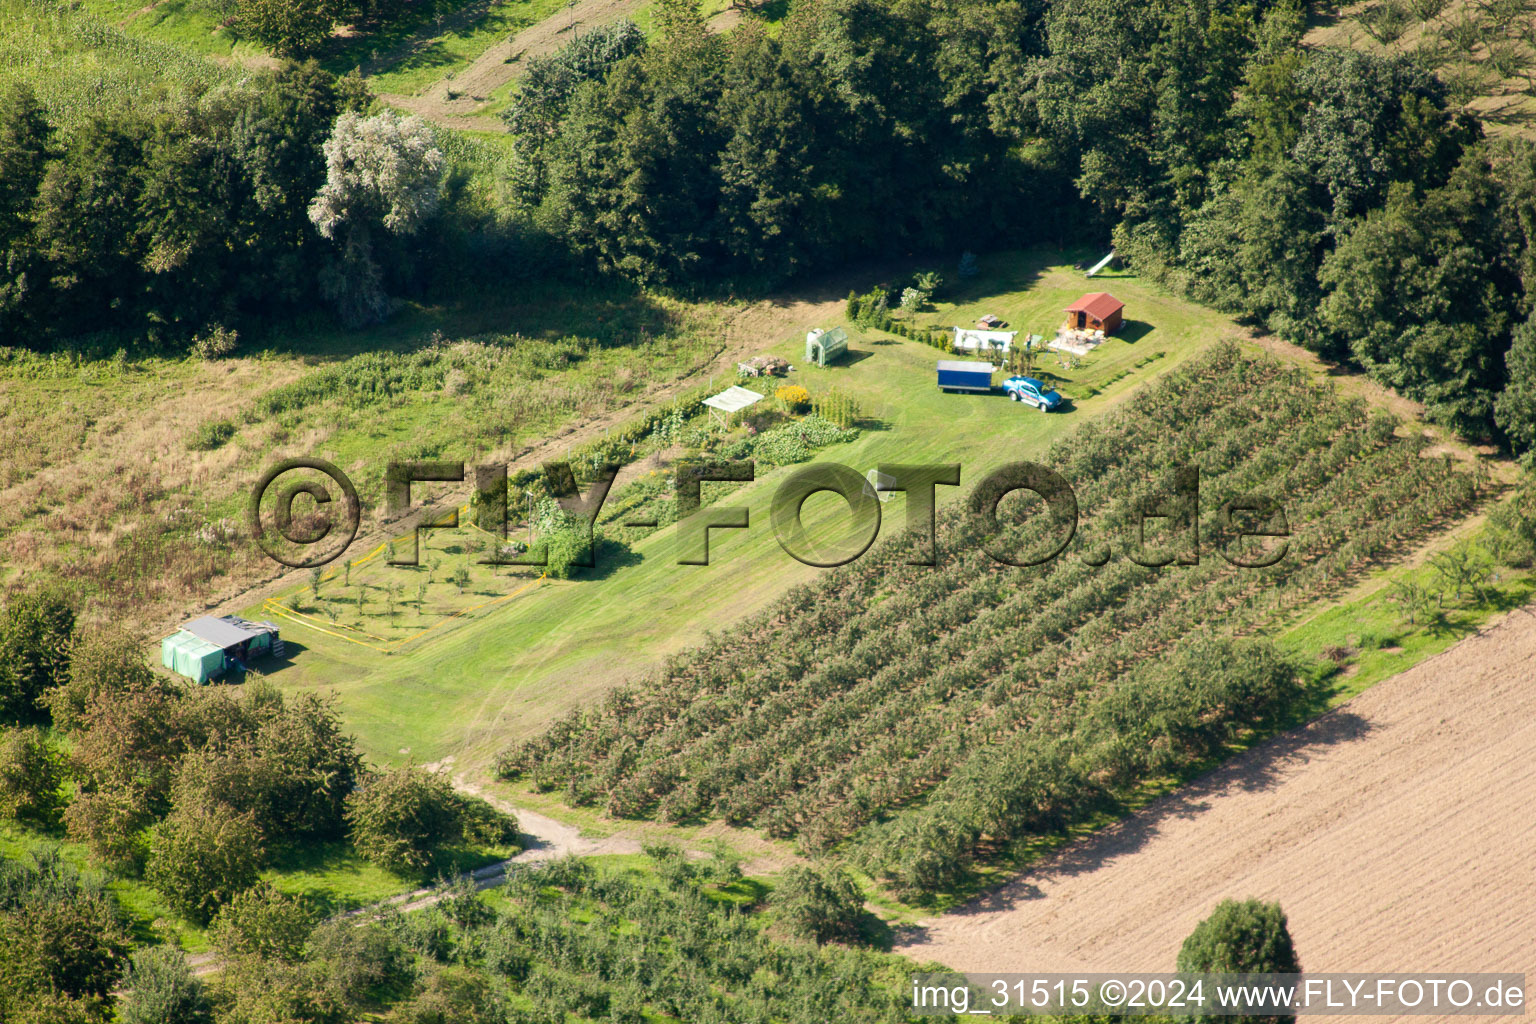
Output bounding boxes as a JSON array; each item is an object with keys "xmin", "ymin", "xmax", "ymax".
[
  {"xmin": 161, "ymin": 631, "xmax": 226, "ymax": 683},
  {"xmin": 160, "ymin": 616, "xmax": 283, "ymax": 684}
]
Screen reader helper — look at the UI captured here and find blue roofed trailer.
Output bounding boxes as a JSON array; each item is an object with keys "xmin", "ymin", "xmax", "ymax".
[{"xmin": 936, "ymin": 360, "xmax": 996, "ymax": 393}]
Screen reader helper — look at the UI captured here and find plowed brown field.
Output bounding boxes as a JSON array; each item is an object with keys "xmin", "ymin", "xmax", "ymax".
[{"xmin": 898, "ymin": 607, "xmax": 1536, "ymax": 1019}]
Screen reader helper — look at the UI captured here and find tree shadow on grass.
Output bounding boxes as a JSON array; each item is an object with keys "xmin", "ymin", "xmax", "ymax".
[
  {"xmin": 265, "ymin": 276, "xmax": 682, "ymax": 362},
  {"xmin": 264, "ymin": 838, "xmax": 515, "ymax": 918},
  {"xmin": 1114, "ymin": 320, "xmax": 1157, "ymax": 344},
  {"xmin": 569, "ymin": 536, "xmax": 645, "ymax": 581},
  {"xmin": 245, "ymin": 639, "xmax": 309, "ymax": 675}
]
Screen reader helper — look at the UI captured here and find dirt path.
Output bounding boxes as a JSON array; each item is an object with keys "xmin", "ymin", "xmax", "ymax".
[
  {"xmin": 377, "ymin": 0, "xmax": 739, "ymax": 131},
  {"xmin": 185, "ymin": 780, "xmax": 641, "ymax": 976},
  {"xmin": 377, "ymin": 0, "xmax": 646, "ymax": 131},
  {"xmin": 896, "ymin": 605, "xmax": 1536, "ymax": 1016}
]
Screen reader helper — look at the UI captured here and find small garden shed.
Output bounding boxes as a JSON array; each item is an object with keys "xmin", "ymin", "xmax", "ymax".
[
  {"xmin": 161, "ymin": 615, "xmax": 282, "ymax": 683},
  {"xmin": 805, "ymin": 327, "xmax": 849, "ymax": 367},
  {"xmin": 1064, "ymin": 293, "xmax": 1124, "ymax": 334}
]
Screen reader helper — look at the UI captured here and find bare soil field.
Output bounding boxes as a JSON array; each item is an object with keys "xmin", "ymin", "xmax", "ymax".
[{"xmin": 898, "ymin": 605, "xmax": 1536, "ymax": 1014}]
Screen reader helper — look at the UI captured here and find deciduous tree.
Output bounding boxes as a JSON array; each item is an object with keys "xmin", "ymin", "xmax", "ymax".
[{"xmin": 147, "ymin": 797, "xmax": 264, "ymax": 923}]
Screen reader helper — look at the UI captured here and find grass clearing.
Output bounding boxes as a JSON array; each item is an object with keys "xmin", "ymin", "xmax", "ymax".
[
  {"xmin": 1280, "ymin": 544, "xmax": 1536, "ymax": 704},
  {"xmin": 261, "ymin": 836, "xmax": 517, "ymax": 913}
]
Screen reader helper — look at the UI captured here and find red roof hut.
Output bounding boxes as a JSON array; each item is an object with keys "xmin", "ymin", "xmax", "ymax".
[{"xmin": 1064, "ymin": 293, "xmax": 1124, "ymax": 335}]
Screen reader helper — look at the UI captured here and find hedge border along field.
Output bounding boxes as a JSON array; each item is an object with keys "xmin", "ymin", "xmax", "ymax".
[{"xmin": 498, "ymin": 344, "xmax": 1484, "ymax": 899}]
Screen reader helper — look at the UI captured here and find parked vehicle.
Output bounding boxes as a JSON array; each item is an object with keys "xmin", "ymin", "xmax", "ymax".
[
  {"xmin": 936, "ymin": 360, "xmax": 997, "ymax": 393},
  {"xmin": 1002, "ymin": 375, "xmax": 1062, "ymax": 411}
]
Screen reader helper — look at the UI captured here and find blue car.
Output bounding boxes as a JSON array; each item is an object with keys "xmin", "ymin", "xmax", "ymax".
[{"xmin": 1002, "ymin": 376, "xmax": 1063, "ymax": 412}]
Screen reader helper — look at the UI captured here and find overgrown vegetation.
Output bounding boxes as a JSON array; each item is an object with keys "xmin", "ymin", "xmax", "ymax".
[{"xmin": 0, "ymin": 605, "xmax": 517, "ymax": 937}]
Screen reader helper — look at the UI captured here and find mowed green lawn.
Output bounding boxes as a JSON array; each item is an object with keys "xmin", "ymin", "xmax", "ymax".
[{"xmin": 246, "ymin": 251, "xmax": 1242, "ymax": 772}]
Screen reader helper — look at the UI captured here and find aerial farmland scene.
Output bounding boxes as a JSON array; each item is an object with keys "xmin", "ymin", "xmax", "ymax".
[{"xmin": 2, "ymin": 0, "xmax": 1535, "ymax": 1020}]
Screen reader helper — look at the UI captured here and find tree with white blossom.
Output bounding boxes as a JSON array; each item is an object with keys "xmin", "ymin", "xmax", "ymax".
[{"xmin": 308, "ymin": 111, "xmax": 445, "ymax": 326}]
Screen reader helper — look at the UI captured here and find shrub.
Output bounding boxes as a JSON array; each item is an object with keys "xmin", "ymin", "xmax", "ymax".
[
  {"xmin": 189, "ymin": 419, "xmax": 236, "ymax": 451},
  {"xmin": 0, "ymin": 852, "xmax": 132, "ymax": 1003},
  {"xmin": 147, "ymin": 797, "xmax": 264, "ymax": 923},
  {"xmin": 0, "ymin": 991, "xmax": 99, "ymax": 1024},
  {"xmin": 169, "ymin": 699, "xmax": 361, "ymax": 846},
  {"xmin": 543, "ymin": 527, "xmax": 592, "ymax": 580},
  {"xmin": 211, "ymin": 882, "xmax": 317, "ymax": 964},
  {"xmin": 432, "ymin": 873, "xmax": 495, "ymax": 929},
  {"xmin": 1177, "ymin": 897, "xmax": 1301, "ymax": 978},
  {"xmin": 307, "ymin": 916, "xmax": 410, "ymax": 1005},
  {"xmin": 392, "ymin": 905, "xmax": 454, "ymax": 962},
  {"xmin": 442, "ymin": 369, "xmax": 470, "ymax": 396},
  {"xmin": 722, "ymin": 414, "xmax": 860, "ymax": 467},
  {"xmin": 209, "ymin": 954, "xmax": 346, "ymax": 1024},
  {"xmin": 456, "ymin": 794, "xmax": 519, "ymax": 847},
  {"xmin": 0, "ymin": 726, "xmax": 65, "ymax": 826},
  {"xmin": 1175, "ymin": 900, "xmax": 1301, "ymax": 1024},
  {"xmin": 66, "ymin": 678, "xmax": 186, "ymax": 808},
  {"xmin": 46, "ymin": 627, "xmax": 156, "ymax": 733},
  {"xmin": 235, "ymin": 0, "xmax": 344, "ymax": 58},
  {"xmin": 191, "ymin": 324, "xmax": 239, "ymax": 360},
  {"xmin": 387, "ymin": 966, "xmax": 502, "ymax": 1024},
  {"xmin": 772, "ymin": 863, "xmax": 866, "ymax": 945},
  {"xmin": 1487, "ymin": 476, "xmax": 1536, "ymax": 567},
  {"xmin": 774, "ymin": 384, "xmax": 810, "ymax": 414},
  {"xmin": 346, "ymin": 765, "xmax": 464, "ymax": 874},
  {"xmin": 849, "ymin": 287, "xmax": 888, "ymax": 327},
  {"xmin": 64, "ymin": 785, "xmax": 155, "ymax": 872},
  {"xmin": 118, "ymin": 946, "xmax": 213, "ymax": 1024},
  {"xmin": 0, "ymin": 587, "xmax": 76, "ymax": 724},
  {"xmin": 811, "ymin": 388, "xmax": 861, "ymax": 429}
]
